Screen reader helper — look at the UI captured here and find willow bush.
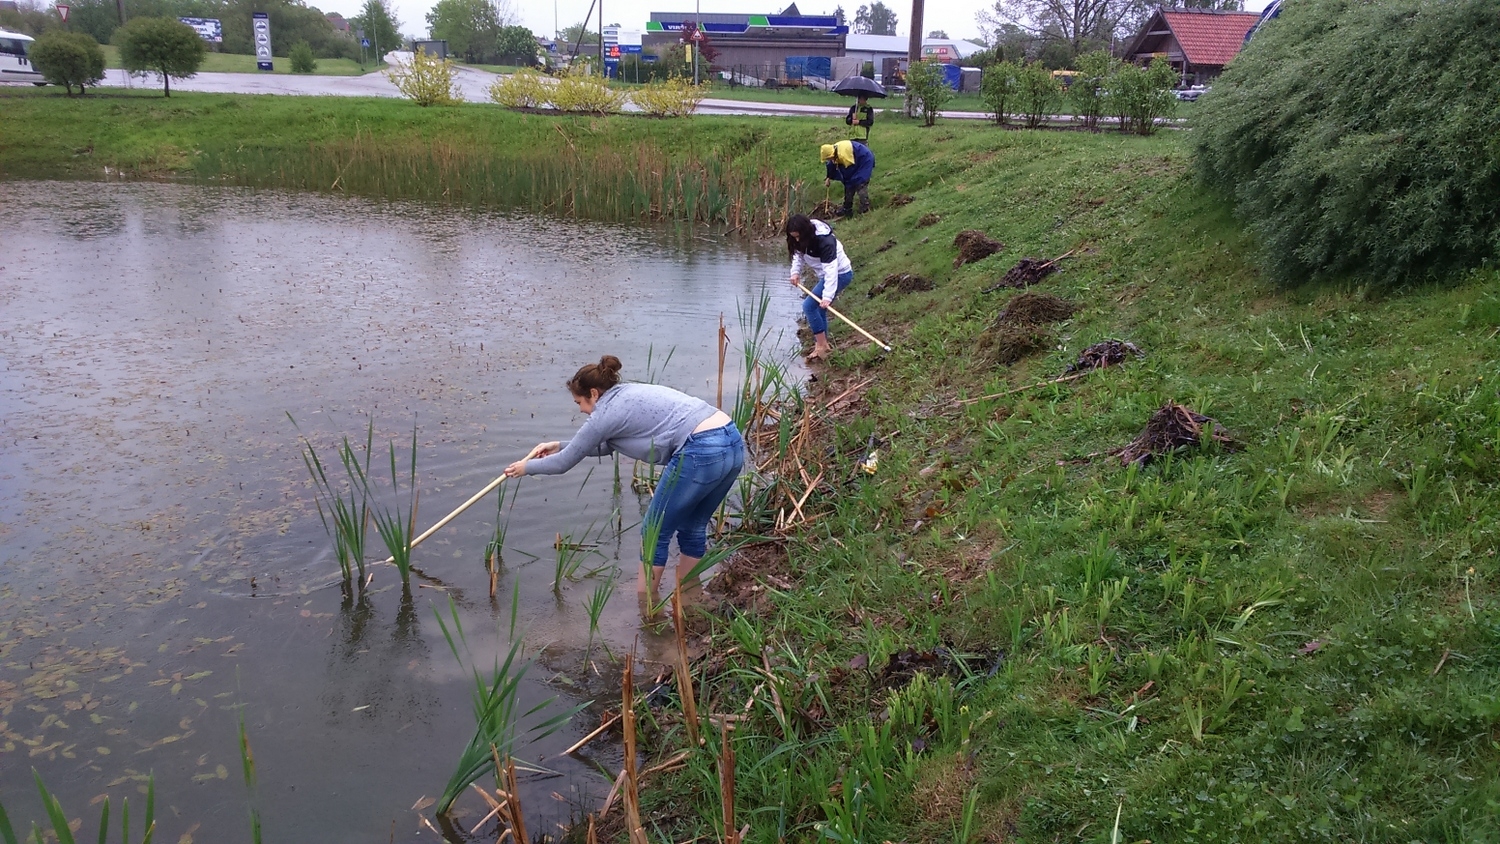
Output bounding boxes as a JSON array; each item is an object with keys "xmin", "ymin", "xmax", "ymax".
[
  {"xmin": 488, "ymin": 67, "xmax": 546, "ymax": 108},
  {"xmin": 547, "ymin": 69, "xmax": 626, "ymax": 114},
  {"xmin": 629, "ymin": 77, "xmax": 707, "ymax": 117},
  {"xmin": 1194, "ymin": 0, "xmax": 1500, "ymax": 286},
  {"xmin": 387, "ymin": 49, "xmax": 462, "ymax": 106}
]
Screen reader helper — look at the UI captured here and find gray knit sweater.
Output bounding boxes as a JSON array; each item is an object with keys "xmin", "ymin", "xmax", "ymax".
[{"xmin": 523, "ymin": 384, "xmax": 718, "ymax": 475}]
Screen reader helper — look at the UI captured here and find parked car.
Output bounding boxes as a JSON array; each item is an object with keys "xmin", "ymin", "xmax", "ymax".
[{"xmin": 1175, "ymin": 85, "xmax": 1208, "ymax": 102}]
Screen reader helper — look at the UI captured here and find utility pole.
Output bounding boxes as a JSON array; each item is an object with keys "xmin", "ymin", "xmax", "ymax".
[
  {"xmin": 906, "ymin": 0, "xmax": 924, "ymax": 116},
  {"xmin": 598, "ymin": 0, "xmax": 604, "ymax": 73}
]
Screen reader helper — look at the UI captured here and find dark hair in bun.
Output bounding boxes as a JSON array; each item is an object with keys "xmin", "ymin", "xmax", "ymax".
[{"xmin": 567, "ymin": 355, "xmax": 623, "ymax": 397}]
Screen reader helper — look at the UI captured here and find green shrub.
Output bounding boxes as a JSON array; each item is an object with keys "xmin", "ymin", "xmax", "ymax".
[
  {"xmin": 386, "ymin": 48, "xmax": 462, "ymax": 106},
  {"xmin": 1105, "ymin": 56, "xmax": 1176, "ymax": 136},
  {"xmin": 29, "ymin": 30, "xmax": 105, "ymax": 95},
  {"xmin": 488, "ymin": 67, "xmax": 546, "ymax": 108},
  {"xmin": 904, "ymin": 60, "xmax": 952, "ymax": 127},
  {"xmin": 1195, "ymin": 0, "xmax": 1500, "ymax": 286},
  {"xmin": 979, "ymin": 60, "xmax": 1018, "ymax": 125},
  {"xmin": 289, "ymin": 40, "xmax": 317, "ymax": 73},
  {"xmin": 1015, "ymin": 61, "xmax": 1060, "ymax": 129}
]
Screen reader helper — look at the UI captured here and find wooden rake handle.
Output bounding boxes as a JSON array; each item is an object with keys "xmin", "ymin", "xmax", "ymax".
[
  {"xmin": 795, "ymin": 282, "xmax": 893, "ymax": 352},
  {"xmin": 379, "ymin": 473, "xmax": 508, "ymax": 565}
]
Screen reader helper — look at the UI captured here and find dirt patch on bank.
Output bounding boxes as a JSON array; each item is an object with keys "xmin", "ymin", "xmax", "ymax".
[
  {"xmin": 889, "ymin": 194, "xmax": 915, "ymax": 207},
  {"xmin": 707, "ymin": 541, "xmax": 793, "ymax": 614},
  {"xmin": 1066, "ymin": 339, "xmax": 1144, "ymax": 373},
  {"xmin": 984, "ymin": 256, "xmax": 1057, "ymax": 292}
]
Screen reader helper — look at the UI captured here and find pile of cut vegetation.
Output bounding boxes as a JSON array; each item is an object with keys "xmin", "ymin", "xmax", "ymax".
[
  {"xmin": 1115, "ymin": 401, "xmax": 1234, "ymax": 465},
  {"xmin": 1066, "ymin": 339, "xmax": 1144, "ymax": 373},
  {"xmin": 978, "ymin": 291, "xmax": 1076, "ymax": 364},
  {"xmin": 867, "ymin": 272, "xmax": 934, "ymax": 298},
  {"xmin": 953, "ymin": 229, "xmax": 1004, "ymax": 268},
  {"xmin": 984, "ymin": 256, "xmax": 1057, "ymax": 291}
]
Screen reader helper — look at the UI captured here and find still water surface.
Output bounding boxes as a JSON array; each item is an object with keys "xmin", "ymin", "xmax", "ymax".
[{"xmin": 0, "ymin": 181, "xmax": 801, "ymax": 843}]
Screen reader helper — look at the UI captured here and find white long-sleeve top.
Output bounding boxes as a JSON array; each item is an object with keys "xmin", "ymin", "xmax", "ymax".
[{"xmin": 790, "ymin": 219, "xmax": 853, "ymax": 301}]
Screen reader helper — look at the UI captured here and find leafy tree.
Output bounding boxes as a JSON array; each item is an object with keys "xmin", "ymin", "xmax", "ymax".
[
  {"xmin": 1104, "ymin": 55, "xmax": 1175, "ymax": 134},
  {"xmin": 1014, "ymin": 60, "xmax": 1059, "ymax": 127},
  {"xmin": 289, "ymin": 39, "xmax": 316, "ymax": 72},
  {"xmin": 979, "ymin": 59, "xmax": 1018, "ymax": 123},
  {"xmin": 352, "ymin": 0, "xmax": 402, "ymax": 60},
  {"xmin": 116, "ymin": 16, "xmax": 205, "ymax": 96},
  {"xmin": 1068, "ymin": 49, "xmax": 1115, "ymax": 129},
  {"xmin": 1195, "ymin": 0, "xmax": 1500, "ymax": 286},
  {"xmin": 426, "ymin": 0, "xmax": 502, "ymax": 62},
  {"xmin": 833, "ymin": 5, "xmax": 845, "ymax": 25},
  {"xmin": 979, "ymin": 0, "xmax": 1143, "ymax": 58},
  {"xmin": 494, "ymin": 24, "xmax": 535, "ymax": 64},
  {"xmin": 905, "ymin": 60, "xmax": 952, "ymax": 126},
  {"xmin": 853, "ymin": 2, "xmax": 898, "ymax": 35},
  {"xmin": 927, "ymin": 29, "xmax": 948, "ymax": 38},
  {"xmin": 29, "ymin": 30, "xmax": 106, "ymax": 94},
  {"xmin": 560, "ymin": 21, "xmax": 598, "ymax": 45}
]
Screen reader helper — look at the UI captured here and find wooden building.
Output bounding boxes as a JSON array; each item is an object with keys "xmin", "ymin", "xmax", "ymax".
[{"xmin": 1123, "ymin": 7, "xmax": 1261, "ymax": 85}]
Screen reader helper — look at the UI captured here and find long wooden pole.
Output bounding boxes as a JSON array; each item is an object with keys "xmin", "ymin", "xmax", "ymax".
[
  {"xmin": 378, "ymin": 473, "xmax": 508, "ymax": 565},
  {"xmin": 796, "ymin": 283, "xmax": 893, "ymax": 351}
]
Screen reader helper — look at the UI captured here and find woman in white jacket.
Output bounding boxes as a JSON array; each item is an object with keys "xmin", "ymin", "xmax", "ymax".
[{"xmin": 786, "ymin": 214, "xmax": 854, "ymax": 361}]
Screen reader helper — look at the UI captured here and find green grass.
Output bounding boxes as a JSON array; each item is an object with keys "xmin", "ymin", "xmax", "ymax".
[
  {"xmin": 1, "ymin": 92, "xmax": 1496, "ymax": 842},
  {"xmin": 99, "ymin": 44, "xmax": 376, "ymax": 75}
]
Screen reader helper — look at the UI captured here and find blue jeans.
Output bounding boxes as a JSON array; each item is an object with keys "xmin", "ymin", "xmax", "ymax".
[
  {"xmin": 643, "ymin": 423, "xmax": 745, "ymax": 568},
  {"xmin": 803, "ymin": 270, "xmax": 853, "ymax": 336}
]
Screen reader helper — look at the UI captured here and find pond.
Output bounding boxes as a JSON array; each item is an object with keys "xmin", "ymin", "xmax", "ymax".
[{"xmin": 0, "ymin": 181, "xmax": 804, "ymax": 843}]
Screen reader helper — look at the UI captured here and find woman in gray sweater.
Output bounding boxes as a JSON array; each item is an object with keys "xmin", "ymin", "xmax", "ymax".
[{"xmin": 504, "ymin": 355, "xmax": 745, "ymax": 599}]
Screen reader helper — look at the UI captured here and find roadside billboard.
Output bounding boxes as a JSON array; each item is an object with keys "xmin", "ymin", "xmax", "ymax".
[
  {"xmin": 179, "ymin": 17, "xmax": 223, "ymax": 43},
  {"xmin": 252, "ymin": 12, "xmax": 272, "ymax": 71}
]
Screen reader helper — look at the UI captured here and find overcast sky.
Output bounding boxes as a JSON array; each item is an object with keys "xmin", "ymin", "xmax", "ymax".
[{"xmin": 316, "ymin": 0, "xmax": 1273, "ymax": 47}]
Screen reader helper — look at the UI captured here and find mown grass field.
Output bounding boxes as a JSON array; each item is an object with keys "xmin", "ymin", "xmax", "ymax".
[
  {"xmin": 98, "ymin": 44, "xmax": 376, "ymax": 75},
  {"xmin": 1, "ymin": 90, "xmax": 1495, "ymax": 842}
]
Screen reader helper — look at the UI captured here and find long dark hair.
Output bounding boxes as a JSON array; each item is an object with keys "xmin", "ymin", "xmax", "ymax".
[
  {"xmin": 785, "ymin": 214, "xmax": 819, "ymax": 256},
  {"xmin": 567, "ymin": 355, "xmax": 622, "ymax": 397}
]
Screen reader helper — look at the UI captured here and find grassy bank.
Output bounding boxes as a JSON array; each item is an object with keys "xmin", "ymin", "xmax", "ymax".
[
  {"xmin": 99, "ymin": 44, "xmax": 375, "ymax": 75},
  {"xmin": 2, "ymin": 91, "xmax": 1496, "ymax": 842}
]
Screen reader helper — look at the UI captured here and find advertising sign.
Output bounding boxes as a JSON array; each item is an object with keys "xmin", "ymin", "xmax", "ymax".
[
  {"xmin": 179, "ymin": 17, "xmax": 223, "ymax": 43},
  {"xmin": 252, "ymin": 12, "xmax": 272, "ymax": 71}
]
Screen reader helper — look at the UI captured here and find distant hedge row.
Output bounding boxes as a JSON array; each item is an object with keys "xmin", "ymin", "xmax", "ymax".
[{"xmin": 1194, "ymin": 0, "xmax": 1500, "ymax": 286}]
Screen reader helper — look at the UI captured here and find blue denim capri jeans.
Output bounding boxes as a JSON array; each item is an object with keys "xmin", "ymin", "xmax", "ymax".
[
  {"xmin": 643, "ymin": 423, "xmax": 746, "ymax": 569},
  {"xmin": 802, "ymin": 270, "xmax": 854, "ymax": 336}
]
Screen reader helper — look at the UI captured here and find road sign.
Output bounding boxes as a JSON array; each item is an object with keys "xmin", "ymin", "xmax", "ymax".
[
  {"xmin": 55, "ymin": 3, "xmax": 69, "ymax": 22},
  {"xmin": 361, "ymin": 38, "xmax": 369, "ymax": 47}
]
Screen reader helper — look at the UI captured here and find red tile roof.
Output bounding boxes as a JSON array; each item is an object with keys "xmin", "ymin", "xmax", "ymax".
[{"xmin": 1161, "ymin": 10, "xmax": 1260, "ymax": 67}]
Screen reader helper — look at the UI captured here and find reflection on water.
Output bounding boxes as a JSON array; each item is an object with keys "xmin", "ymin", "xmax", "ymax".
[{"xmin": 0, "ymin": 181, "xmax": 802, "ymax": 843}]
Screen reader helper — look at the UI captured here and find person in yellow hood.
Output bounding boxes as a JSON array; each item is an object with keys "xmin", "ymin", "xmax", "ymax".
[{"xmin": 820, "ymin": 139, "xmax": 875, "ymax": 218}]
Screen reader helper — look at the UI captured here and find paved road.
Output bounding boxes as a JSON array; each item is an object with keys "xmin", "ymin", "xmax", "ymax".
[{"xmin": 84, "ymin": 56, "xmax": 1000, "ymax": 120}]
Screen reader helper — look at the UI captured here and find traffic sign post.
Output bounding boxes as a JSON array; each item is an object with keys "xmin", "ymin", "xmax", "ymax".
[{"xmin": 56, "ymin": 4, "xmax": 69, "ymax": 24}]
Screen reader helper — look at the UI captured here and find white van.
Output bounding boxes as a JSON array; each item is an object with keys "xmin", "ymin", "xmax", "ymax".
[{"xmin": 0, "ymin": 28, "xmax": 46, "ymax": 85}]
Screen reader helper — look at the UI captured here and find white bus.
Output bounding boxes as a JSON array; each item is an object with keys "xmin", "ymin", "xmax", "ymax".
[{"xmin": 0, "ymin": 28, "xmax": 46, "ymax": 85}]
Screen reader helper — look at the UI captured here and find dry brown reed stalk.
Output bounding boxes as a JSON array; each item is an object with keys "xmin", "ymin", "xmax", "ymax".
[
  {"xmin": 562, "ymin": 713, "xmax": 622, "ymax": 757},
  {"xmin": 759, "ymin": 649, "xmax": 789, "ymax": 733},
  {"xmin": 502, "ymin": 756, "xmax": 528, "ymax": 844},
  {"xmin": 955, "ymin": 370, "xmax": 1097, "ymax": 406},
  {"xmin": 672, "ymin": 588, "xmax": 703, "ymax": 747},
  {"xmin": 488, "ymin": 545, "xmax": 499, "ymax": 599},
  {"xmin": 719, "ymin": 723, "xmax": 739, "ymax": 844},
  {"xmin": 622, "ymin": 654, "xmax": 648, "ymax": 844},
  {"xmin": 599, "ymin": 766, "xmax": 627, "ymax": 818},
  {"xmin": 642, "ymin": 749, "xmax": 693, "ymax": 776},
  {"xmin": 587, "ymin": 814, "xmax": 598, "ymax": 844}
]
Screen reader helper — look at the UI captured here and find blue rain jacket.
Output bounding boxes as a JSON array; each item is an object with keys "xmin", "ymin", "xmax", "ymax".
[{"xmin": 826, "ymin": 140, "xmax": 875, "ymax": 187}]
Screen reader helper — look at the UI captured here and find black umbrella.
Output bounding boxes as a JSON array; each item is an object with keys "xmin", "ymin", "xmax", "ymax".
[{"xmin": 832, "ymin": 75, "xmax": 887, "ymax": 98}]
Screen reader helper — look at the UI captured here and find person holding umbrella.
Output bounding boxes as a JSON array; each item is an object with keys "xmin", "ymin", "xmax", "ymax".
[
  {"xmin": 821, "ymin": 138, "xmax": 876, "ymax": 218},
  {"xmin": 833, "ymin": 74, "xmax": 886, "ymax": 141},
  {"xmin": 845, "ymin": 95, "xmax": 874, "ymax": 140}
]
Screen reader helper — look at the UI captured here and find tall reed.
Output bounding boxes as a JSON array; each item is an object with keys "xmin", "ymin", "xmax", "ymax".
[
  {"xmin": 581, "ymin": 571, "xmax": 618, "ymax": 671},
  {"xmin": 433, "ymin": 595, "xmax": 586, "ymax": 816},
  {"xmin": 368, "ymin": 424, "xmax": 420, "ymax": 588},
  {"xmin": 291, "ymin": 415, "xmax": 375, "ymax": 584},
  {"xmin": 238, "ymin": 707, "xmax": 263, "ymax": 844},
  {"xmin": 2, "ymin": 770, "xmax": 156, "ymax": 844},
  {"xmin": 195, "ymin": 135, "xmax": 803, "ymax": 236}
]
